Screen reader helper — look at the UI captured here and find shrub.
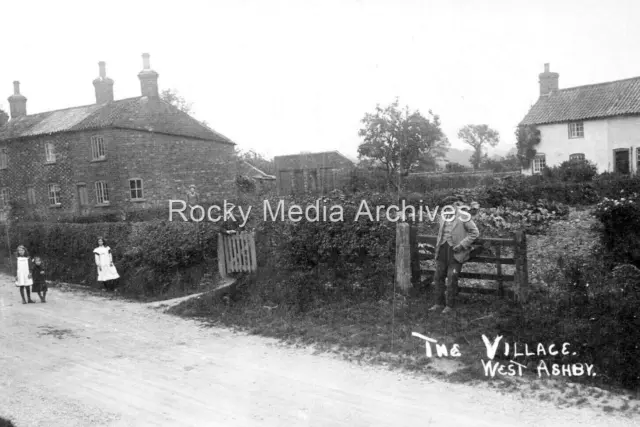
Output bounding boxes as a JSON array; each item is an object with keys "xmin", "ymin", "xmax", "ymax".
[
  {"xmin": 557, "ymin": 160, "xmax": 598, "ymax": 182},
  {"xmin": 593, "ymin": 193, "xmax": 640, "ymax": 267}
]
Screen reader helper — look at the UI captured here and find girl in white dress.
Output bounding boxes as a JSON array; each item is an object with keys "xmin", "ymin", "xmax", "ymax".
[
  {"xmin": 94, "ymin": 237, "xmax": 120, "ymax": 292},
  {"xmin": 15, "ymin": 245, "xmax": 35, "ymax": 304}
]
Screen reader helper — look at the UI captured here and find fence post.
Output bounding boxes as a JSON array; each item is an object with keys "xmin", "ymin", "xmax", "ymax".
[
  {"xmin": 513, "ymin": 231, "xmax": 528, "ymax": 303},
  {"xmin": 395, "ymin": 222, "xmax": 412, "ymax": 292},
  {"xmin": 217, "ymin": 233, "xmax": 226, "ymax": 278}
]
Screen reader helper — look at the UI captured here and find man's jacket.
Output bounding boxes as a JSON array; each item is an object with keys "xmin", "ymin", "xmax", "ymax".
[{"xmin": 434, "ymin": 214, "xmax": 480, "ymax": 264}]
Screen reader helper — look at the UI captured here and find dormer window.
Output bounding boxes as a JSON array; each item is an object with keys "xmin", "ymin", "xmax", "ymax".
[{"xmin": 568, "ymin": 122, "xmax": 584, "ymax": 139}]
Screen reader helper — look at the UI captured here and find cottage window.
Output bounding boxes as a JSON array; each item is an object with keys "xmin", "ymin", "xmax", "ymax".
[
  {"xmin": 45, "ymin": 142, "xmax": 56, "ymax": 163},
  {"xmin": 0, "ymin": 188, "xmax": 9, "ymax": 209},
  {"xmin": 95, "ymin": 181, "xmax": 110, "ymax": 204},
  {"xmin": 27, "ymin": 187, "xmax": 36, "ymax": 205},
  {"xmin": 91, "ymin": 136, "xmax": 106, "ymax": 160},
  {"xmin": 569, "ymin": 153, "xmax": 585, "ymax": 162},
  {"xmin": 77, "ymin": 184, "xmax": 88, "ymax": 206},
  {"xmin": 129, "ymin": 178, "xmax": 144, "ymax": 200},
  {"xmin": 568, "ymin": 122, "xmax": 584, "ymax": 139},
  {"xmin": 0, "ymin": 147, "xmax": 7, "ymax": 169},
  {"xmin": 532, "ymin": 154, "xmax": 546, "ymax": 174},
  {"xmin": 48, "ymin": 184, "xmax": 61, "ymax": 206}
]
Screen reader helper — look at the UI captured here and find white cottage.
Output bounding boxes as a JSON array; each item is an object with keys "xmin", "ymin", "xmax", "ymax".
[{"xmin": 520, "ymin": 63, "xmax": 640, "ymax": 175}]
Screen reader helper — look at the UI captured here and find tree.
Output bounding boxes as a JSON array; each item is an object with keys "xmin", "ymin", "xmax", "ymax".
[
  {"xmin": 160, "ymin": 88, "xmax": 193, "ymax": 115},
  {"xmin": 457, "ymin": 124, "xmax": 500, "ymax": 170},
  {"xmin": 0, "ymin": 108, "xmax": 8, "ymax": 127},
  {"xmin": 482, "ymin": 153, "xmax": 520, "ymax": 172},
  {"xmin": 237, "ymin": 148, "xmax": 275, "ymax": 175},
  {"xmin": 357, "ymin": 99, "xmax": 449, "ymax": 186},
  {"xmin": 515, "ymin": 124, "xmax": 541, "ymax": 168}
]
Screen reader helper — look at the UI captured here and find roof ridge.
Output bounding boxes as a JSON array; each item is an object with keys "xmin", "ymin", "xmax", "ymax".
[
  {"xmin": 556, "ymin": 75, "xmax": 640, "ymax": 93},
  {"xmin": 17, "ymin": 96, "xmax": 142, "ymax": 118}
]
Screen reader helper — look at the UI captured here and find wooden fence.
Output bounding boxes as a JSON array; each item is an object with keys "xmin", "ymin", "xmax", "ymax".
[
  {"xmin": 395, "ymin": 223, "xmax": 528, "ymax": 302},
  {"xmin": 218, "ymin": 231, "xmax": 257, "ymax": 277}
]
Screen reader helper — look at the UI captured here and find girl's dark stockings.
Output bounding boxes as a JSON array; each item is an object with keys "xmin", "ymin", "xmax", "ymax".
[{"xmin": 19, "ymin": 287, "xmax": 35, "ymax": 303}]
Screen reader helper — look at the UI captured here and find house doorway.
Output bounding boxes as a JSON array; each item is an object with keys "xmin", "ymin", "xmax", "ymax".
[{"xmin": 614, "ymin": 149, "xmax": 630, "ymax": 174}]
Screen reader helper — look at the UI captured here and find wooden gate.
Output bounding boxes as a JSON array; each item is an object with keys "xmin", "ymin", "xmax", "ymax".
[{"xmin": 218, "ymin": 231, "xmax": 257, "ymax": 277}]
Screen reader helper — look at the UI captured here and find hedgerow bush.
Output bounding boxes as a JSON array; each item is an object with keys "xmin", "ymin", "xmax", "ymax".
[{"xmin": 593, "ymin": 192, "xmax": 640, "ymax": 268}]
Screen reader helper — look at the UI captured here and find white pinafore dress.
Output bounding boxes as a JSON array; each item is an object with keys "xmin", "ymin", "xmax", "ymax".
[
  {"xmin": 15, "ymin": 256, "xmax": 33, "ymax": 287},
  {"xmin": 94, "ymin": 246, "xmax": 120, "ymax": 282}
]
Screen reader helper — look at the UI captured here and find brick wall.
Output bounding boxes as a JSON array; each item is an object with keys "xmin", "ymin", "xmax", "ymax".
[{"xmin": 0, "ymin": 129, "xmax": 237, "ymax": 221}]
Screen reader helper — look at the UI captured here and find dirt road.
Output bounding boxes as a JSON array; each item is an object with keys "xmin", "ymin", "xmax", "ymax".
[{"xmin": 0, "ymin": 275, "xmax": 635, "ymax": 427}]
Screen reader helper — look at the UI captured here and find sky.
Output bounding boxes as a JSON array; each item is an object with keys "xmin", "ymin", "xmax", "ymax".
[{"xmin": 2, "ymin": 0, "xmax": 640, "ymax": 160}]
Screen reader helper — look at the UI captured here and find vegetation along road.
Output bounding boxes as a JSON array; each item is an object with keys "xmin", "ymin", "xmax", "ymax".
[{"xmin": 0, "ymin": 274, "xmax": 635, "ymax": 427}]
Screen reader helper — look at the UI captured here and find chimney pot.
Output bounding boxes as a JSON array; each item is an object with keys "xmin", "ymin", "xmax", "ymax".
[
  {"xmin": 544, "ymin": 63, "xmax": 550, "ymax": 73},
  {"xmin": 98, "ymin": 61, "xmax": 106, "ymax": 78},
  {"xmin": 93, "ymin": 61, "xmax": 114, "ymax": 103},
  {"xmin": 8, "ymin": 81, "xmax": 27, "ymax": 118},
  {"xmin": 138, "ymin": 53, "xmax": 159, "ymax": 98},
  {"xmin": 13, "ymin": 81, "xmax": 20, "ymax": 95},
  {"xmin": 142, "ymin": 53, "xmax": 151, "ymax": 70}
]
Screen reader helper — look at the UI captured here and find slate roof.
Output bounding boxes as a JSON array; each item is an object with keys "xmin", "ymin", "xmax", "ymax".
[
  {"xmin": 274, "ymin": 150, "xmax": 355, "ymax": 164},
  {"xmin": 0, "ymin": 96, "xmax": 234, "ymax": 144},
  {"xmin": 520, "ymin": 76, "xmax": 640, "ymax": 126}
]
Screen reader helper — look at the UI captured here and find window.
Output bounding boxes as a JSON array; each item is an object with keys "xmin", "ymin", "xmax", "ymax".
[
  {"xmin": 95, "ymin": 181, "xmax": 110, "ymax": 204},
  {"xmin": 45, "ymin": 142, "xmax": 56, "ymax": 163},
  {"xmin": 27, "ymin": 187, "xmax": 36, "ymax": 205},
  {"xmin": 77, "ymin": 184, "xmax": 88, "ymax": 206},
  {"xmin": 129, "ymin": 178, "xmax": 144, "ymax": 200},
  {"xmin": 637, "ymin": 147, "xmax": 640, "ymax": 172},
  {"xmin": 91, "ymin": 136, "xmax": 106, "ymax": 160},
  {"xmin": 569, "ymin": 153, "xmax": 585, "ymax": 162},
  {"xmin": 0, "ymin": 147, "xmax": 7, "ymax": 169},
  {"xmin": 48, "ymin": 184, "xmax": 61, "ymax": 206},
  {"xmin": 533, "ymin": 154, "xmax": 546, "ymax": 174},
  {"xmin": 568, "ymin": 122, "xmax": 584, "ymax": 139},
  {"xmin": 0, "ymin": 188, "xmax": 9, "ymax": 208}
]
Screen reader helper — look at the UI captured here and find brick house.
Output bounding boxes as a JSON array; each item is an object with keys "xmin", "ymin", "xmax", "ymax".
[
  {"xmin": 0, "ymin": 54, "xmax": 237, "ymax": 221},
  {"xmin": 274, "ymin": 151, "xmax": 355, "ymax": 195},
  {"xmin": 520, "ymin": 63, "xmax": 640, "ymax": 175}
]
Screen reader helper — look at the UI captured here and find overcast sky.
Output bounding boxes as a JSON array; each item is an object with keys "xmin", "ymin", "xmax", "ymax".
[{"xmin": 2, "ymin": 0, "xmax": 639, "ymax": 159}]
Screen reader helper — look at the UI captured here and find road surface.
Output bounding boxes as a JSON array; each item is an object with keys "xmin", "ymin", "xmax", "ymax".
[{"xmin": 0, "ymin": 274, "xmax": 636, "ymax": 426}]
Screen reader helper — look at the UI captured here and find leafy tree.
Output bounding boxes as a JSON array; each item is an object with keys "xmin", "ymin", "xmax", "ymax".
[
  {"xmin": 457, "ymin": 124, "xmax": 500, "ymax": 169},
  {"xmin": 0, "ymin": 108, "xmax": 8, "ymax": 127},
  {"xmin": 445, "ymin": 162, "xmax": 469, "ymax": 173},
  {"xmin": 357, "ymin": 99, "xmax": 449, "ymax": 186},
  {"xmin": 515, "ymin": 124, "xmax": 541, "ymax": 168},
  {"xmin": 160, "ymin": 88, "xmax": 193, "ymax": 115},
  {"xmin": 237, "ymin": 148, "xmax": 275, "ymax": 175}
]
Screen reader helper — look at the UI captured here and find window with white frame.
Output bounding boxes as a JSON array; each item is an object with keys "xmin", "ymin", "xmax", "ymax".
[
  {"xmin": 533, "ymin": 154, "xmax": 546, "ymax": 174},
  {"xmin": 95, "ymin": 181, "xmax": 110, "ymax": 204},
  {"xmin": 129, "ymin": 178, "xmax": 144, "ymax": 200},
  {"xmin": 48, "ymin": 183, "xmax": 61, "ymax": 205},
  {"xmin": 45, "ymin": 142, "xmax": 56, "ymax": 163},
  {"xmin": 27, "ymin": 187, "xmax": 36, "ymax": 205},
  {"xmin": 568, "ymin": 122, "xmax": 584, "ymax": 139},
  {"xmin": 0, "ymin": 147, "xmax": 7, "ymax": 169},
  {"xmin": 91, "ymin": 136, "xmax": 106, "ymax": 160},
  {"xmin": 0, "ymin": 188, "xmax": 8, "ymax": 209},
  {"xmin": 569, "ymin": 153, "xmax": 585, "ymax": 162}
]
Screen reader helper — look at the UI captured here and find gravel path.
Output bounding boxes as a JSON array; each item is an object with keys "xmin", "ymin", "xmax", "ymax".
[{"xmin": 0, "ymin": 274, "xmax": 636, "ymax": 427}]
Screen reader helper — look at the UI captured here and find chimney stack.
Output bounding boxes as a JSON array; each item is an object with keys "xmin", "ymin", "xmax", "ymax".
[
  {"xmin": 8, "ymin": 81, "xmax": 27, "ymax": 119},
  {"xmin": 539, "ymin": 63, "xmax": 559, "ymax": 96},
  {"xmin": 93, "ymin": 61, "xmax": 115, "ymax": 104},
  {"xmin": 137, "ymin": 53, "xmax": 159, "ymax": 98}
]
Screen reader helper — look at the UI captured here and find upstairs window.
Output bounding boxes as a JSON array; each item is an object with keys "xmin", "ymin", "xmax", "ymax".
[
  {"xmin": 569, "ymin": 153, "xmax": 585, "ymax": 162},
  {"xmin": 568, "ymin": 122, "xmax": 584, "ymax": 139},
  {"xmin": 45, "ymin": 142, "xmax": 56, "ymax": 163},
  {"xmin": 129, "ymin": 178, "xmax": 144, "ymax": 200},
  {"xmin": 27, "ymin": 187, "xmax": 36, "ymax": 205},
  {"xmin": 91, "ymin": 136, "xmax": 106, "ymax": 160},
  {"xmin": 95, "ymin": 181, "xmax": 110, "ymax": 204},
  {"xmin": 0, "ymin": 147, "xmax": 7, "ymax": 169},
  {"xmin": 48, "ymin": 183, "xmax": 61, "ymax": 206},
  {"xmin": 533, "ymin": 154, "xmax": 546, "ymax": 174}
]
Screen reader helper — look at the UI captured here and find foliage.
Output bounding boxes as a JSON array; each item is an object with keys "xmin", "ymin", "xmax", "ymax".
[
  {"xmin": 237, "ymin": 148, "xmax": 275, "ymax": 175},
  {"xmin": 0, "ymin": 108, "xmax": 8, "ymax": 127},
  {"xmin": 444, "ymin": 162, "xmax": 469, "ymax": 172},
  {"xmin": 481, "ymin": 154, "xmax": 520, "ymax": 173},
  {"xmin": 160, "ymin": 88, "xmax": 193, "ymax": 115},
  {"xmin": 557, "ymin": 159, "xmax": 598, "ymax": 182},
  {"xmin": 593, "ymin": 193, "xmax": 640, "ymax": 267},
  {"xmin": 357, "ymin": 98, "xmax": 449, "ymax": 186},
  {"xmin": 515, "ymin": 124, "xmax": 540, "ymax": 168},
  {"xmin": 457, "ymin": 124, "xmax": 500, "ymax": 169},
  {"xmin": 474, "ymin": 199, "xmax": 569, "ymax": 235},
  {"xmin": 236, "ymin": 175, "xmax": 257, "ymax": 193}
]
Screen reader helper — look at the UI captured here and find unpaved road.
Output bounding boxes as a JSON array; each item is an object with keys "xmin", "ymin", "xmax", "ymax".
[{"xmin": 0, "ymin": 275, "xmax": 636, "ymax": 427}]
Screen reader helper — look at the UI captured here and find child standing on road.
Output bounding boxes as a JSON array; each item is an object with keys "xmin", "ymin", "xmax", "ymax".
[
  {"xmin": 15, "ymin": 245, "xmax": 35, "ymax": 304},
  {"xmin": 31, "ymin": 256, "xmax": 47, "ymax": 303}
]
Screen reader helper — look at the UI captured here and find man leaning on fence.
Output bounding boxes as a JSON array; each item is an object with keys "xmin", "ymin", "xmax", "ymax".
[{"xmin": 429, "ymin": 196, "xmax": 479, "ymax": 314}]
